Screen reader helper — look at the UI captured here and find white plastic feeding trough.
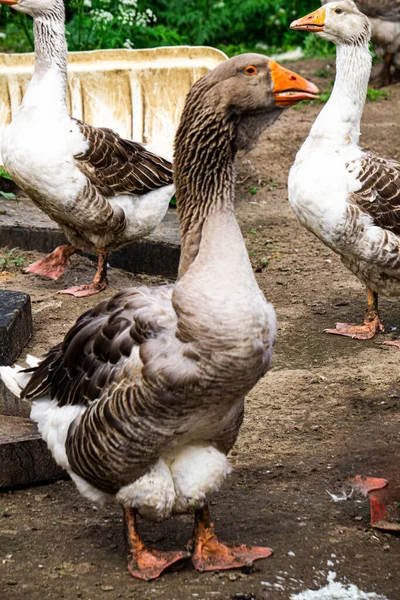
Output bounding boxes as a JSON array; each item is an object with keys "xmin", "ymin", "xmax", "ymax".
[{"xmin": 0, "ymin": 46, "xmax": 227, "ymax": 162}]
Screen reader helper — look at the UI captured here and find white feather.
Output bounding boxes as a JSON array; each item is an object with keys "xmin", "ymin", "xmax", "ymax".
[
  {"xmin": 169, "ymin": 446, "xmax": 232, "ymax": 514},
  {"xmin": 0, "ymin": 363, "xmax": 32, "ymax": 397},
  {"xmin": 116, "ymin": 459, "xmax": 175, "ymax": 520}
]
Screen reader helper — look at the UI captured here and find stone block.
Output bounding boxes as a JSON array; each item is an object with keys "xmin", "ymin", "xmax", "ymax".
[
  {"xmin": 0, "ymin": 290, "xmax": 32, "ymax": 365},
  {"xmin": 0, "ymin": 415, "xmax": 64, "ymax": 489},
  {"xmin": 0, "ymin": 380, "xmax": 30, "ymax": 417}
]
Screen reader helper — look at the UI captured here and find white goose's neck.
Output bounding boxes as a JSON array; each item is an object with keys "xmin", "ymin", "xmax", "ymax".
[
  {"xmin": 310, "ymin": 42, "xmax": 371, "ymax": 146},
  {"xmin": 22, "ymin": 2, "xmax": 68, "ymax": 110}
]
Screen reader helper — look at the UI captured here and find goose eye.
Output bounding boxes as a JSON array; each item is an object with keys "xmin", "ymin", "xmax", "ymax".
[
  {"xmin": 244, "ymin": 65, "xmax": 257, "ymax": 76},
  {"xmin": 334, "ymin": 7, "xmax": 343, "ymax": 14}
]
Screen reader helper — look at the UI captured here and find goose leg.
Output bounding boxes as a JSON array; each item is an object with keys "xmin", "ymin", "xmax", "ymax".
[
  {"xmin": 190, "ymin": 502, "xmax": 272, "ymax": 573},
  {"xmin": 124, "ymin": 507, "xmax": 190, "ymax": 581},
  {"xmin": 324, "ymin": 288, "xmax": 384, "ymax": 340},
  {"xmin": 57, "ymin": 248, "xmax": 108, "ymax": 297},
  {"xmin": 24, "ymin": 245, "xmax": 77, "ymax": 280}
]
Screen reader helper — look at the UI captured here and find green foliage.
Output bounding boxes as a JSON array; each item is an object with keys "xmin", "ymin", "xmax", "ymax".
[
  {"xmin": 0, "ymin": 167, "xmax": 12, "ymax": 180},
  {"xmin": 65, "ymin": 0, "xmax": 161, "ymax": 51},
  {"xmin": 0, "ymin": 168, "xmax": 17, "ymax": 201},
  {"xmin": 146, "ymin": 0, "xmax": 324, "ymax": 52},
  {"xmin": 0, "ymin": 191, "xmax": 17, "ymax": 200},
  {"xmin": 302, "ymin": 34, "xmax": 335, "ymax": 59},
  {"xmin": 0, "ymin": 248, "xmax": 24, "ymax": 272},
  {"xmin": 366, "ymin": 87, "xmax": 389, "ymax": 102},
  {"xmin": 0, "ymin": 1, "xmax": 333, "ymax": 55}
]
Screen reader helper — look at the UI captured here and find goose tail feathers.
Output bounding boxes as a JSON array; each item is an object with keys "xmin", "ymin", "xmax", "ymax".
[{"xmin": 0, "ymin": 355, "xmax": 40, "ymax": 397}]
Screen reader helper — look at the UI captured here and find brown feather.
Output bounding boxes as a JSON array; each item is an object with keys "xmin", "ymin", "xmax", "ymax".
[
  {"xmin": 347, "ymin": 151, "xmax": 400, "ymax": 235},
  {"xmin": 73, "ymin": 119, "xmax": 173, "ymax": 198}
]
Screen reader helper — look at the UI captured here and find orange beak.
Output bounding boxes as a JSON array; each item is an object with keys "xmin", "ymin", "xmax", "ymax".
[
  {"xmin": 0, "ymin": 0, "xmax": 19, "ymax": 4},
  {"xmin": 270, "ymin": 60, "xmax": 319, "ymax": 107},
  {"xmin": 290, "ymin": 6, "xmax": 326, "ymax": 32}
]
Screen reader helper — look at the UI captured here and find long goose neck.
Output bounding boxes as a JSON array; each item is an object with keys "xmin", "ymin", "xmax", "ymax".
[
  {"xmin": 174, "ymin": 102, "xmax": 236, "ymax": 278},
  {"xmin": 23, "ymin": 0, "xmax": 68, "ymax": 108},
  {"xmin": 310, "ymin": 41, "xmax": 371, "ymax": 145}
]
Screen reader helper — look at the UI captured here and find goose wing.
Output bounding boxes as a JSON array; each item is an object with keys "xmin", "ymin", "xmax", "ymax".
[
  {"xmin": 347, "ymin": 151, "xmax": 400, "ymax": 235},
  {"xmin": 22, "ymin": 285, "xmax": 205, "ymax": 494},
  {"xmin": 22, "ymin": 285, "xmax": 176, "ymax": 407},
  {"xmin": 73, "ymin": 119, "xmax": 173, "ymax": 198}
]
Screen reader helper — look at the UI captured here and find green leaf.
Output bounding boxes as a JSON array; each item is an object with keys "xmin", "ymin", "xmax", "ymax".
[
  {"xmin": 0, "ymin": 191, "xmax": 17, "ymax": 200},
  {"xmin": 0, "ymin": 167, "xmax": 12, "ymax": 180}
]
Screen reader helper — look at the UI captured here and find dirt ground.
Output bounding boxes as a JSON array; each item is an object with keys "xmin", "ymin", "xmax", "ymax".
[{"xmin": 1, "ymin": 58, "xmax": 400, "ymax": 600}]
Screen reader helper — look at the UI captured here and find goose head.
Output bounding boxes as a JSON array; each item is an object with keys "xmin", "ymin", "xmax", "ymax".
[
  {"xmin": 0, "ymin": 0, "xmax": 62, "ymax": 17},
  {"xmin": 290, "ymin": 1, "xmax": 371, "ymax": 45},
  {"xmin": 180, "ymin": 53, "xmax": 319, "ymax": 152}
]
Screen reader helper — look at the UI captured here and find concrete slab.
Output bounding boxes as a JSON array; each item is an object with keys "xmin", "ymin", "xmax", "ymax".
[
  {"xmin": 0, "ymin": 415, "xmax": 64, "ymax": 489},
  {"xmin": 0, "ymin": 196, "xmax": 181, "ymax": 279},
  {"xmin": 0, "ymin": 290, "xmax": 32, "ymax": 365},
  {"xmin": 0, "ymin": 380, "xmax": 30, "ymax": 417}
]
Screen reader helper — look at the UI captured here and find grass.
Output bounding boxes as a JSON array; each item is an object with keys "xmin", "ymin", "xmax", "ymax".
[
  {"xmin": 0, "ymin": 248, "xmax": 25, "ymax": 272},
  {"xmin": 0, "ymin": 167, "xmax": 11, "ymax": 180},
  {"xmin": 366, "ymin": 87, "xmax": 389, "ymax": 102},
  {"xmin": 0, "ymin": 191, "xmax": 17, "ymax": 200},
  {"xmin": 0, "ymin": 167, "xmax": 17, "ymax": 200}
]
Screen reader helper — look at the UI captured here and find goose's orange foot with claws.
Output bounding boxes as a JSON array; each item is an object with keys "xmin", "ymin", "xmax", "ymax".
[
  {"xmin": 324, "ymin": 317, "xmax": 384, "ymax": 340},
  {"xmin": 57, "ymin": 280, "xmax": 107, "ymax": 297},
  {"xmin": 383, "ymin": 340, "xmax": 400, "ymax": 350},
  {"xmin": 192, "ymin": 533, "xmax": 272, "ymax": 572},
  {"xmin": 124, "ymin": 507, "xmax": 189, "ymax": 581},
  {"xmin": 24, "ymin": 245, "xmax": 77, "ymax": 280},
  {"xmin": 127, "ymin": 548, "xmax": 190, "ymax": 581},
  {"xmin": 191, "ymin": 503, "xmax": 272, "ymax": 573}
]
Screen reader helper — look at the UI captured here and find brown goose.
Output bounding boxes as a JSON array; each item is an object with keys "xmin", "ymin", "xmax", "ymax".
[
  {"xmin": 290, "ymin": 1, "xmax": 400, "ymax": 347},
  {"xmin": 0, "ymin": 0, "xmax": 174, "ymax": 296},
  {"xmin": 0, "ymin": 55, "xmax": 318, "ymax": 579},
  {"xmin": 321, "ymin": 0, "xmax": 400, "ymax": 85}
]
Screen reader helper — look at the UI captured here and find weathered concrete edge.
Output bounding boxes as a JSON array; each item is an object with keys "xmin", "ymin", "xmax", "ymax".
[
  {"xmin": 0, "ymin": 291, "xmax": 33, "ymax": 366},
  {"xmin": 0, "ymin": 434, "xmax": 65, "ymax": 489},
  {"xmin": 0, "ymin": 225, "xmax": 180, "ymax": 279},
  {"xmin": 0, "ymin": 381, "xmax": 30, "ymax": 417}
]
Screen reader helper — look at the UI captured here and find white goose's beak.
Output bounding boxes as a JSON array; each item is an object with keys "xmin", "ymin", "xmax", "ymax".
[{"xmin": 290, "ymin": 7, "xmax": 327, "ymax": 33}]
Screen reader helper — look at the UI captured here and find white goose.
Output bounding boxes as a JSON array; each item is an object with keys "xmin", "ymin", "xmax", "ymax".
[
  {"xmin": 0, "ymin": 55, "xmax": 319, "ymax": 579},
  {"xmin": 289, "ymin": 1, "xmax": 400, "ymax": 347},
  {"xmin": 0, "ymin": 0, "xmax": 174, "ymax": 297},
  {"xmin": 321, "ymin": 0, "xmax": 400, "ymax": 86}
]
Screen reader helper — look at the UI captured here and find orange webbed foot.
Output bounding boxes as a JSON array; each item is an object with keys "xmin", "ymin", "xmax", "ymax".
[
  {"xmin": 192, "ymin": 531, "xmax": 272, "ymax": 572},
  {"xmin": 382, "ymin": 340, "xmax": 400, "ymax": 350},
  {"xmin": 127, "ymin": 548, "xmax": 190, "ymax": 581},
  {"xmin": 57, "ymin": 280, "xmax": 107, "ymax": 297},
  {"xmin": 324, "ymin": 318, "xmax": 384, "ymax": 340},
  {"xmin": 191, "ymin": 503, "xmax": 272, "ymax": 573},
  {"xmin": 24, "ymin": 245, "xmax": 77, "ymax": 280}
]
